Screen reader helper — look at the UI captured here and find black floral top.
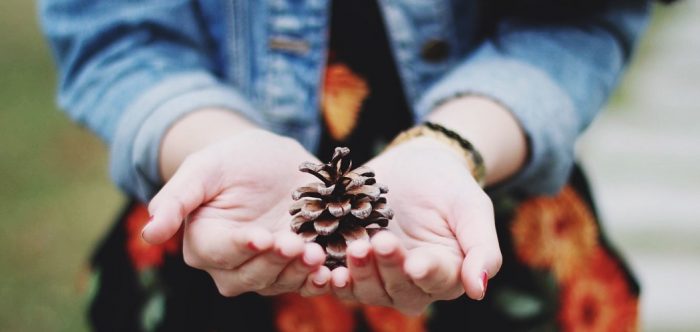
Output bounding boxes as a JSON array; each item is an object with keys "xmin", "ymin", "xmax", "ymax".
[{"xmin": 317, "ymin": 0, "xmax": 412, "ymax": 165}]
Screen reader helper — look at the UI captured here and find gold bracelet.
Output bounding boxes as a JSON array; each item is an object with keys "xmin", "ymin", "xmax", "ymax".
[{"xmin": 386, "ymin": 122, "xmax": 486, "ymax": 186}]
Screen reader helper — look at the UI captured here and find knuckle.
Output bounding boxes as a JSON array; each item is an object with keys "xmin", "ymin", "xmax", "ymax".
[
  {"xmin": 443, "ymin": 287, "xmax": 465, "ymax": 301},
  {"xmin": 336, "ymin": 291, "xmax": 355, "ymax": 301},
  {"xmin": 147, "ymin": 199, "xmax": 159, "ymax": 213},
  {"xmin": 183, "ymin": 250, "xmax": 203, "ymax": 269},
  {"xmin": 360, "ymin": 294, "xmax": 392, "ymax": 307},
  {"xmin": 351, "ymin": 271, "xmax": 374, "ymax": 283},
  {"xmin": 272, "ymin": 281, "xmax": 295, "ymax": 292},
  {"xmin": 238, "ymin": 272, "xmax": 268, "ymax": 291},
  {"xmin": 214, "ymin": 280, "xmax": 239, "ymax": 297},
  {"xmin": 217, "ymin": 286, "xmax": 239, "ymax": 298},
  {"xmin": 256, "ymin": 288, "xmax": 281, "ymax": 296},
  {"xmin": 161, "ymin": 196, "xmax": 188, "ymax": 223},
  {"xmin": 181, "ymin": 153, "xmax": 215, "ymax": 176},
  {"xmin": 279, "ymin": 135, "xmax": 302, "ymax": 150},
  {"xmin": 477, "ymin": 191, "xmax": 493, "ymax": 208},
  {"xmin": 300, "ymin": 285, "xmax": 318, "ymax": 297},
  {"xmin": 421, "ymin": 284, "xmax": 444, "ymax": 295},
  {"xmin": 209, "ymin": 252, "xmax": 233, "ymax": 270},
  {"xmin": 397, "ymin": 305, "xmax": 425, "ymax": 317},
  {"xmin": 493, "ymin": 252, "xmax": 504, "ymax": 273},
  {"xmin": 182, "ymin": 153, "xmax": 204, "ymax": 168},
  {"xmin": 377, "ymin": 296, "xmax": 394, "ymax": 307},
  {"xmin": 385, "ymin": 282, "xmax": 413, "ymax": 296}
]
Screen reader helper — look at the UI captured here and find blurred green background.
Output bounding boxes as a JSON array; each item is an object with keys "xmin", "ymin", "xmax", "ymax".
[
  {"xmin": 0, "ymin": 1, "xmax": 697, "ymax": 331},
  {"xmin": 0, "ymin": 1, "xmax": 122, "ymax": 331}
]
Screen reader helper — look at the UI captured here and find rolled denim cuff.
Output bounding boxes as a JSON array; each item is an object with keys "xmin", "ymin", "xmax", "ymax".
[
  {"xmin": 110, "ymin": 71, "xmax": 262, "ymax": 202},
  {"xmin": 415, "ymin": 45, "xmax": 579, "ymax": 195}
]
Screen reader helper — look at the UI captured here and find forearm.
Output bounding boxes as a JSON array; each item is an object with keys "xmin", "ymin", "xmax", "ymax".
[
  {"xmin": 426, "ymin": 96, "xmax": 528, "ymax": 186},
  {"xmin": 415, "ymin": 1, "xmax": 649, "ymax": 194},
  {"xmin": 159, "ymin": 108, "xmax": 259, "ymax": 180}
]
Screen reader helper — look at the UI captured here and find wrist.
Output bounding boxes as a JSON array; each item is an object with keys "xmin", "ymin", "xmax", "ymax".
[
  {"xmin": 385, "ymin": 136, "xmax": 469, "ymax": 168},
  {"xmin": 158, "ymin": 108, "xmax": 259, "ymax": 180},
  {"xmin": 426, "ymin": 95, "xmax": 528, "ymax": 186},
  {"xmin": 386, "ymin": 124, "xmax": 486, "ymax": 186}
]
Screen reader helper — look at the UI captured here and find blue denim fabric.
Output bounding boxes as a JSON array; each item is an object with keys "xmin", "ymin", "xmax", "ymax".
[{"xmin": 39, "ymin": 0, "xmax": 650, "ymax": 202}]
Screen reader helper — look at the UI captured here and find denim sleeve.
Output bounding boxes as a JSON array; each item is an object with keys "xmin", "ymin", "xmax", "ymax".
[
  {"xmin": 415, "ymin": 0, "xmax": 651, "ymax": 195},
  {"xmin": 39, "ymin": 1, "xmax": 262, "ymax": 202}
]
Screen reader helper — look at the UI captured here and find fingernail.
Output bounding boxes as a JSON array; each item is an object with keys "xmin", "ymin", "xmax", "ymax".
[
  {"xmin": 141, "ymin": 223, "xmax": 150, "ymax": 240},
  {"xmin": 247, "ymin": 241, "xmax": 259, "ymax": 251},
  {"xmin": 407, "ymin": 264, "xmax": 428, "ymax": 280},
  {"xmin": 374, "ymin": 244, "xmax": 394, "ymax": 258},
  {"xmin": 312, "ymin": 274, "xmax": 326, "ymax": 288},
  {"xmin": 141, "ymin": 216, "xmax": 154, "ymax": 240},
  {"xmin": 302, "ymin": 251, "xmax": 316, "ymax": 267},
  {"xmin": 351, "ymin": 255, "xmax": 368, "ymax": 267},
  {"xmin": 350, "ymin": 245, "xmax": 370, "ymax": 267},
  {"xmin": 333, "ymin": 279, "xmax": 347, "ymax": 288},
  {"xmin": 478, "ymin": 270, "xmax": 488, "ymax": 300},
  {"xmin": 278, "ymin": 245, "xmax": 298, "ymax": 258}
]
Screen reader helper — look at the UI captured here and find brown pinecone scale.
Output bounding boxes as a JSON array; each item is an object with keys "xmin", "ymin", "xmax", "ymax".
[{"xmin": 289, "ymin": 147, "xmax": 393, "ymax": 269}]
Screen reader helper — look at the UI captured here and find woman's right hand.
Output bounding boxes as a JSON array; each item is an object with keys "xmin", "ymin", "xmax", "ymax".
[{"xmin": 143, "ymin": 125, "xmax": 334, "ymax": 297}]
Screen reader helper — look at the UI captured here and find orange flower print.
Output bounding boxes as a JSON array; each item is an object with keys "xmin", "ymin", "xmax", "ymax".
[
  {"xmin": 274, "ymin": 293, "xmax": 427, "ymax": 332},
  {"xmin": 363, "ymin": 305, "xmax": 426, "ymax": 332},
  {"xmin": 510, "ymin": 186, "xmax": 599, "ymax": 281},
  {"xmin": 275, "ymin": 293, "xmax": 355, "ymax": 332},
  {"xmin": 558, "ymin": 248, "xmax": 639, "ymax": 332},
  {"xmin": 321, "ymin": 63, "xmax": 369, "ymax": 141},
  {"xmin": 125, "ymin": 204, "xmax": 181, "ymax": 271}
]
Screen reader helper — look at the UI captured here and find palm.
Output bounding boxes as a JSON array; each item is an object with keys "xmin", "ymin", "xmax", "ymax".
[
  {"xmin": 189, "ymin": 183, "xmax": 294, "ymax": 234},
  {"xmin": 147, "ymin": 130, "xmax": 331, "ymax": 298},
  {"xmin": 360, "ymin": 140, "xmax": 497, "ymax": 302},
  {"xmin": 369, "ymin": 147, "xmax": 476, "ymax": 264},
  {"xmin": 185, "ymin": 131, "xmax": 319, "ymax": 232},
  {"xmin": 389, "ymin": 203, "xmax": 463, "ymax": 262}
]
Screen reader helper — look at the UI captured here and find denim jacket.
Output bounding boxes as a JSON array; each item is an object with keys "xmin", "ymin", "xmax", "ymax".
[{"xmin": 40, "ymin": 0, "xmax": 650, "ymax": 202}]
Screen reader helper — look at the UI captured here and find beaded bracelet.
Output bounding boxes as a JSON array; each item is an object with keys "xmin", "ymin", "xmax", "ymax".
[{"xmin": 386, "ymin": 121, "xmax": 487, "ymax": 186}]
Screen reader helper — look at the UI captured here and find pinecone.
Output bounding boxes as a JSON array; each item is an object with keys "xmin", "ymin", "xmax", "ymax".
[{"xmin": 289, "ymin": 147, "xmax": 393, "ymax": 269}]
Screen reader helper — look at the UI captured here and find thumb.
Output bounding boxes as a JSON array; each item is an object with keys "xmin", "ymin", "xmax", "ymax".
[
  {"xmin": 143, "ymin": 156, "xmax": 219, "ymax": 244},
  {"xmin": 451, "ymin": 191, "xmax": 502, "ymax": 300}
]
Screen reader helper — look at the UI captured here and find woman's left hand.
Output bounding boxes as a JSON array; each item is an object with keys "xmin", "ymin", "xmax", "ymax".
[{"xmin": 329, "ymin": 137, "xmax": 502, "ymax": 315}]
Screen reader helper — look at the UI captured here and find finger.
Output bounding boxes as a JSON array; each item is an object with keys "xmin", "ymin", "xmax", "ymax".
[
  {"xmin": 300, "ymin": 266, "xmax": 332, "ymax": 297},
  {"xmin": 404, "ymin": 248, "xmax": 462, "ymax": 299},
  {"xmin": 347, "ymin": 240, "xmax": 392, "ymax": 306},
  {"xmin": 266, "ymin": 242, "xmax": 326, "ymax": 293},
  {"xmin": 330, "ymin": 266, "xmax": 354, "ymax": 301},
  {"xmin": 371, "ymin": 232, "xmax": 426, "ymax": 308},
  {"xmin": 183, "ymin": 221, "xmax": 273, "ymax": 270},
  {"xmin": 230, "ymin": 232, "xmax": 305, "ymax": 294},
  {"xmin": 144, "ymin": 156, "xmax": 220, "ymax": 244},
  {"xmin": 461, "ymin": 245, "xmax": 501, "ymax": 300},
  {"xmin": 452, "ymin": 191, "xmax": 502, "ymax": 300}
]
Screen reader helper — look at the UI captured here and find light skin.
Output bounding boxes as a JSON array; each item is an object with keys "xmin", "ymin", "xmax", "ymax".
[{"xmin": 142, "ymin": 95, "xmax": 527, "ymax": 314}]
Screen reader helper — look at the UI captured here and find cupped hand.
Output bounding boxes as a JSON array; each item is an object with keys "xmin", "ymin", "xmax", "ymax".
[
  {"xmin": 143, "ymin": 129, "xmax": 332, "ymax": 297},
  {"xmin": 330, "ymin": 137, "xmax": 502, "ymax": 314}
]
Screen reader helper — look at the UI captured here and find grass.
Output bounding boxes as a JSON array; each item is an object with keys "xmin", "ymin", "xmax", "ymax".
[{"xmin": 0, "ymin": 1, "xmax": 122, "ymax": 331}]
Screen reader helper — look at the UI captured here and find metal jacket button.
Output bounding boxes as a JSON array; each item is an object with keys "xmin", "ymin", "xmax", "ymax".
[
  {"xmin": 421, "ymin": 39, "xmax": 450, "ymax": 63},
  {"xmin": 269, "ymin": 37, "xmax": 310, "ymax": 55}
]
